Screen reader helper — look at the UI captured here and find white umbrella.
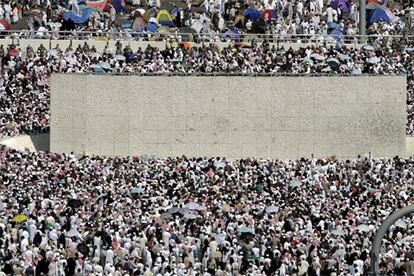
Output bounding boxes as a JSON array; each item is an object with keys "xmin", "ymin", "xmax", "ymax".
[
  {"xmin": 339, "ymin": 54, "xmax": 350, "ymax": 61},
  {"xmin": 351, "ymin": 68, "xmax": 362, "ymax": 75},
  {"xmin": 89, "ymin": 52, "xmax": 101, "ymax": 58},
  {"xmin": 289, "ymin": 179, "xmax": 302, "ymax": 188},
  {"xmin": 179, "ymin": 208, "xmax": 192, "ymax": 214},
  {"xmin": 191, "ymin": 20, "xmax": 204, "ymax": 33},
  {"xmin": 238, "ymin": 226, "xmax": 254, "ymax": 233},
  {"xmin": 131, "ymin": 187, "xmax": 144, "ymax": 194},
  {"xmin": 185, "ymin": 202, "xmax": 207, "ymax": 211},
  {"xmin": 167, "ymin": 207, "xmax": 180, "ymax": 214},
  {"xmin": 214, "ymin": 160, "xmax": 225, "ymax": 168},
  {"xmin": 184, "ymin": 212, "xmax": 198, "ymax": 220},
  {"xmin": 402, "ymin": 236, "xmax": 413, "ymax": 242},
  {"xmin": 357, "ymin": 224, "xmax": 371, "ymax": 232},
  {"xmin": 367, "ymin": 56, "xmax": 380, "ymax": 64},
  {"xmin": 115, "ymin": 54, "xmax": 126, "ymax": 61},
  {"xmin": 215, "ymin": 233, "xmax": 226, "ymax": 244},
  {"xmin": 405, "ymin": 48, "xmax": 414, "ymax": 54},
  {"xmin": 185, "ymin": 202, "xmax": 201, "ymax": 210},
  {"xmin": 310, "ymin": 53, "xmax": 325, "ymax": 60},
  {"xmin": 99, "ymin": 62, "xmax": 111, "ymax": 69},
  {"xmin": 265, "ymin": 206, "xmax": 279, "ymax": 214},
  {"xmin": 48, "ymin": 49, "xmax": 59, "ymax": 57},
  {"xmin": 66, "ymin": 228, "xmax": 80, "ymax": 237},
  {"xmin": 331, "ymin": 229, "xmax": 345, "ymax": 236},
  {"xmin": 160, "ymin": 212, "xmax": 172, "ymax": 219},
  {"xmin": 395, "ymin": 219, "xmax": 407, "ymax": 229},
  {"xmin": 326, "ymin": 57, "xmax": 340, "ymax": 64},
  {"xmin": 362, "ymin": 44, "xmax": 375, "ymax": 51}
]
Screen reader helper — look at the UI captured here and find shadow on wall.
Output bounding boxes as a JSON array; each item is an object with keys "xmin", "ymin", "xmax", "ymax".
[
  {"xmin": 0, "ymin": 133, "xmax": 50, "ymax": 152},
  {"xmin": 2, "ymin": 133, "xmax": 414, "ymax": 157}
]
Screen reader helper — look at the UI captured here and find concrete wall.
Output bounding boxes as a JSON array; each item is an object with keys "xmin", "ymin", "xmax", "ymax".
[
  {"xmin": 50, "ymin": 75, "xmax": 406, "ymax": 159},
  {"xmin": 0, "ymin": 38, "xmax": 363, "ymax": 53}
]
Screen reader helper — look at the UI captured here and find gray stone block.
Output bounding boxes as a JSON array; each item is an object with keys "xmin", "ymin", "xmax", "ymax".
[{"xmin": 50, "ymin": 75, "xmax": 406, "ymax": 159}]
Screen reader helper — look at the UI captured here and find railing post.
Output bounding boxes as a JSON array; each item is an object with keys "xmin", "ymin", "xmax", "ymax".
[{"xmin": 359, "ymin": 0, "xmax": 366, "ymax": 43}]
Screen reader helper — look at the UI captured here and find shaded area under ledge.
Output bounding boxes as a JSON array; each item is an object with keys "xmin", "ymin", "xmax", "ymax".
[{"xmin": 0, "ymin": 133, "xmax": 50, "ymax": 152}]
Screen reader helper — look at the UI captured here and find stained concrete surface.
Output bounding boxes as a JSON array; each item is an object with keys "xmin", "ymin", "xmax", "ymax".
[{"xmin": 50, "ymin": 75, "xmax": 406, "ymax": 159}]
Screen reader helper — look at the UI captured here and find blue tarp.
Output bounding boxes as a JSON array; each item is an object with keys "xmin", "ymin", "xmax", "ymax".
[
  {"xmin": 159, "ymin": 20, "xmax": 174, "ymax": 27},
  {"xmin": 243, "ymin": 8, "xmax": 260, "ymax": 22},
  {"xmin": 368, "ymin": 8, "xmax": 391, "ymax": 24},
  {"xmin": 331, "ymin": 0, "xmax": 351, "ymax": 13},
  {"xmin": 330, "ymin": 28, "xmax": 343, "ymax": 40},
  {"xmin": 147, "ymin": 22, "xmax": 157, "ymax": 33},
  {"xmin": 170, "ymin": 7, "xmax": 180, "ymax": 17},
  {"xmin": 112, "ymin": 0, "xmax": 124, "ymax": 13},
  {"xmin": 327, "ymin": 22, "xmax": 338, "ymax": 30},
  {"xmin": 223, "ymin": 30, "xmax": 240, "ymax": 41},
  {"xmin": 63, "ymin": 7, "xmax": 93, "ymax": 24}
]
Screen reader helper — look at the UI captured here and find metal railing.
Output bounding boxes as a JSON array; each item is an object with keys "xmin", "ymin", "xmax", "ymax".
[
  {"xmin": 65, "ymin": 72, "xmax": 407, "ymax": 77},
  {"xmin": 0, "ymin": 30, "xmax": 410, "ymax": 44}
]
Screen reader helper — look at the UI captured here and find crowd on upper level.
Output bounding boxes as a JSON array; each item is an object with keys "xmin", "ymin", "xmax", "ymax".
[
  {"xmin": 0, "ymin": 3, "xmax": 412, "ymax": 276},
  {"xmin": 1, "ymin": 37, "xmax": 413, "ymax": 138},
  {"xmin": 0, "ymin": 0, "xmax": 409, "ymax": 41}
]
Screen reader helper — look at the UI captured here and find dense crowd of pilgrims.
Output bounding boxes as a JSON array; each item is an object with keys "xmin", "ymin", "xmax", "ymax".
[
  {"xmin": 0, "ymin": 37, "xmax": 414, "ymax": 137},
  {"xmin": 0, "ymin": 0, "xmax": 414, "ymax": 272},
  {"xmin": 0, "ymin": 37, "xmax": 414, "ymax": 275}
]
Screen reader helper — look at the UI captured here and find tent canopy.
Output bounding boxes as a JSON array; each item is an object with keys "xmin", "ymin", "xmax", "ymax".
[
  {"xmin": 157, "ymin": 25, "xmax": 170, "ymax": 33},
  {"xmin": 179, "ymin": 26, "xmax": 196, "ymax": 41},
  {"xmin": 109, "ymin": 0, "xmax": 124, "ymax": 13},
  {"xmin": 368, "ymin": 7, "xmax": 397, "ymax": 24},
  {"xmin": 156, "ymin": 9, "xmax": 174, "ymax": 27},
  {"xmin": 330, "ymin": 0, "xmax": 351, "ymax": 13},
  {"xmin": 143, "ymin": 7, "xmax": 158, "ymax": 22},
  {"xmin": 0, "ymin": 19, "xmax": 11, "ymax": 30},
  {"xmin": 85, "ymin": 0, "xmax": 107, "ymax": 11}
]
